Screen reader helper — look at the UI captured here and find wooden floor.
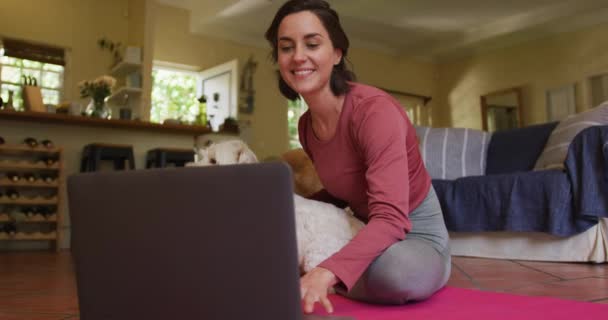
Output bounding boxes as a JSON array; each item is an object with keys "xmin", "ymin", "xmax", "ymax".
[{"xmin": 0, "ymin": 251, "xmax": 607, "ymax": 319}]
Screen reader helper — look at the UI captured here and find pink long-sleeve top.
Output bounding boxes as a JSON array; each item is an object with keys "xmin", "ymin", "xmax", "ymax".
[{"xmin": 298, "ymin": 82, "xmax": 431, "ymax": 291}]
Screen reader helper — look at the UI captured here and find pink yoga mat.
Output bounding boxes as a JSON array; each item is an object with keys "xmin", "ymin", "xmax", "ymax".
[{"xmin": 312, "ymin": 287, "xmax": 608, "ymax": 320}]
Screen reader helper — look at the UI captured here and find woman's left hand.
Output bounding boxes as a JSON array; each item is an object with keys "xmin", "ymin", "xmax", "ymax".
[{"xmin": 300, "ymin": 267, "xmax": 339, "ymax": 314}]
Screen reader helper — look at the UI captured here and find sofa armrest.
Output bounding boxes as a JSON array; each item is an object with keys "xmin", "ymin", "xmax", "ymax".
[{"xmin": 564, "ymin": 125, "xmax": 608, "ymax": 218}]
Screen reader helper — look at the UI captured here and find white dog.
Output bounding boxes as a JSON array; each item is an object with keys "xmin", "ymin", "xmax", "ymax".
[{"xmin": 187, "ymin": 140, "xmax": 364, "ymax": 273}]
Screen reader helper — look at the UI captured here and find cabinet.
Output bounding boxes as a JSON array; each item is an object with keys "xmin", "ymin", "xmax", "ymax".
[{"xmin": 0, "ymin": 143, "xmax": 63, "ymax": 251}]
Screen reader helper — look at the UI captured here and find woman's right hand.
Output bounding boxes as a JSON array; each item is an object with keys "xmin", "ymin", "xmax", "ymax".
[{"xmin": 300, "ymin": 267, "xmax": 339, "ymax": 314}]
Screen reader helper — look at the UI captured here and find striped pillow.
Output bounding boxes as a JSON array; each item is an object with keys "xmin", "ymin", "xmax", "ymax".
[
  {"xmin": 534, "ymin": 101, "xmax": 608, "ymax": 170},
  {"xmin": 414, "ymin": 126, "xmax": 492, "ymax": 180}
]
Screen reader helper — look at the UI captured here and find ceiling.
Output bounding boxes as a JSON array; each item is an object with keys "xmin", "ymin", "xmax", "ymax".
[{"xmin": 156, "ymin": 0, "xmax": 608, "ymax": 61}]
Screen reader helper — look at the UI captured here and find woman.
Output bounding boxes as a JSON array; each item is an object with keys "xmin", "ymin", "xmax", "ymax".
[{"xmin": 265, "ymin": 0, "xmax": 451, "ymax": 314}]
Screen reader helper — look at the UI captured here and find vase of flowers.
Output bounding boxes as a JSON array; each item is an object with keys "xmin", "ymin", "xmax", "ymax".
[{"xmin": 79, "ymin": 75, "xmax": 116, "ymax": 119}]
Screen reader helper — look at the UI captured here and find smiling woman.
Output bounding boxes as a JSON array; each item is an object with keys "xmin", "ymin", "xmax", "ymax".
[{"xmin": 265, "ymin": 0, "xmax": 450, "ymax": 315}]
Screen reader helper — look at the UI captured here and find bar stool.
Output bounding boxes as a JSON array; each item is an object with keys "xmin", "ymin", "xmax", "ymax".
[
  {"xmin": 80, "ymin": 143, "xmax": 135, "ymax": 172},
  {"xmin": 146, "ymin": 148, "xmax": 194, "ymax": 168}
]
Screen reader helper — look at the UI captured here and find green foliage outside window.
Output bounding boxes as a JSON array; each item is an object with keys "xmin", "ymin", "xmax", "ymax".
[
  {"xmin": 0, "ymin": 55, "xmax": 63, "ymax": 110},
  {"xmin": 287, "ymin": 98, "xmax": 308, "ymax": 149},
  {"xmin": 150, "ymin": 68, "xmax": 199, "ymax": 124}
]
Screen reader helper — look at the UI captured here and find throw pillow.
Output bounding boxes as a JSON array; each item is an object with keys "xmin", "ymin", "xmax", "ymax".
[
  {"xmin": 414, "ymin": 126, "xmax": 492, "ymax": 180},
  {"xmin": 534, "ymin": 101, "xmax": 608, "ymax": 170},
  {"xmin": 486, "ymin": 121, "xmax": 558, "ymax": 174}
]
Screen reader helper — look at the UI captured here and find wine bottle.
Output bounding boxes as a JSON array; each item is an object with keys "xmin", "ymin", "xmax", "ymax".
[
  {"xmin": 23, "ymin": 137, "xmax": 38, "ymax": 148},
  {"xmin": 21, "ymin": 206, "xmax": 34, "ymax": 218},
  {"xmin": 0, "ymin": 136, "xmax": 4, "ymax": 145},
  {"xmin": 38, "ymin": 206, "xmax": 53, "ymax": 219},
  {"xmin": 197, "ymin": 95, "xmax": 208, "ymax": 127},
  {"xmin": 23, "ymin": 173, "xmax": 37, "ymax": 183},
  {"xmin": 6, "ymin": 172, "xmax": 20, "ymax": 182},
  {"xmin": 30, "ymin": 207, "xmax": 41, "ymax": 218},
  {"xmin": 2, "ymin": 221, "xmax": 17, "ymax": 236},
  {"xmin": 6, "ymin": 189, "xmax": 19, "ymax": 200},
  {"xmin": 41, "ymin": 139, "xmax": 54, "ymax": 148},
  {"xmin": 41, "ymin": 157, "xmax": 56, "ymax": 166},
  {"xmin": 5, "ymin": 90, "xmax": 14, "ymax": 110},
  {"xmin": 41, "ymin": 174, "xmax": 56, "ymax": 183}
]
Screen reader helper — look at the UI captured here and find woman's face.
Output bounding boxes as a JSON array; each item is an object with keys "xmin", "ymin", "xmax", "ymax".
[{"xmin": 277, "ymin": 11, "xmax": 342, "ymax": 98}]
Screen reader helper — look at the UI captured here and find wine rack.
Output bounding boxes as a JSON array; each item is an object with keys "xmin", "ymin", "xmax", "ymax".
[{"xmin": 0, "ymin": 143, "xmax": 63, "ymax": 251}]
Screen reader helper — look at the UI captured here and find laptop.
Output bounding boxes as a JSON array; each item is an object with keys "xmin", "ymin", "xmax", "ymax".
[{"xmin": 68, "ymin": 162, "xmax": 353, "ymax": 320}]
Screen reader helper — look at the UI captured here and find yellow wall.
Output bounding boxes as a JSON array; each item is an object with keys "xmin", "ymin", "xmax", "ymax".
[
  {"xmin": 3, "ymin": 1, "xmax": 607, "ymax": 135},
  {"xmin": 153, "ymin": 4, "xmax": 287, "ymax": 160},
  {"xmin": 153, "ymin": 4, "xmax": 437, "ymax": 159},
  {"xmin": 0, "ymin": 0, "xmax": 135, "ymax": 102},
  {"xmin": 436, "ymin": 21, "xmax": 608, "ymax": 129}
]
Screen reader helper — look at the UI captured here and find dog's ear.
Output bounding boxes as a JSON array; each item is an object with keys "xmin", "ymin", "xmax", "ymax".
[{"xmin": 237, "ymin": 148, "xmax": 258, "ymax": 164}]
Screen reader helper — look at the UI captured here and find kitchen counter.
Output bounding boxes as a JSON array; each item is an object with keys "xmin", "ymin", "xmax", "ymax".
[{"xmin": 0, "ymin": 109, "xmax": 211, "ymax": 135}]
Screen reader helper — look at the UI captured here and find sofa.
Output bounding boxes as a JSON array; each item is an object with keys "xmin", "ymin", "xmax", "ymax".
[{"xmin": 414, "ymin": 104, "xmax": 608, "ymax": 262}]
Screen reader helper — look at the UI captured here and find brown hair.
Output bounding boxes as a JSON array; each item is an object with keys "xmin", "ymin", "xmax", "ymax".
[{"xmin": 265, "ymin": 0, "xmax": 356, "ymax": 100}]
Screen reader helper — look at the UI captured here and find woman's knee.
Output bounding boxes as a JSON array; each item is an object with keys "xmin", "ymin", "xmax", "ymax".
[{"xmin": 354, "ymin": 241, "xmax": 450, "ymax": 304}]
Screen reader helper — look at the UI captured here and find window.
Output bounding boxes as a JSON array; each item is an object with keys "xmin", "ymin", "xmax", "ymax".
[
  {"xmin": 0, "ymin": 38, "xmax": 65, "ymax": 110},
  {"xmin": 151, "ymin": 60, "xmax": 238, "ymax": 129},
  {"xmin": 546, "ymin": 84, "xmax": 576, "ymax": 121},
  {"xmin": 150, "ymin": 67, "xmax": 199, "ymax": 124},
  {"xmin": 287, "ymin": 98, "xmax": 308, "ymax": 149},
  {"xmin": 389, "ymin": 94, "xmax": 427, "ymax": 126}
]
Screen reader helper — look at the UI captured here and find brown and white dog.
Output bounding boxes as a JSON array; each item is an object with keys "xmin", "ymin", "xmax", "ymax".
[{"xmin": 187, "ymin": 140, "xmax": 364, "ymax": 273}]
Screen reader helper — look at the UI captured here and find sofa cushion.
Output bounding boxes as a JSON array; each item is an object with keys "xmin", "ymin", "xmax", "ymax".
[
  {"xmin": 486, "ymin": 122, "xmax": 558, "ymax": 175},
  {"xmin": 534, "ymin": 102, "xmax": 608, "ymax": 170},
  {"xmin": 414, "ymin": 126, "xmax": 491, "ymax": 180}
]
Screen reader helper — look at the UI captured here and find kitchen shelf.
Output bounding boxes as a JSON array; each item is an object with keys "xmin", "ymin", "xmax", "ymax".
[
  {"xmin": 0, "ymin": 110, "xmax": 211, "ymax": 136},
  {"xmin": 107, "ymin": 87, "xmax": 143, "ymax": 105},
  {"xmin": 0, "ymin": 161, "xmax": 60, "ymax": 171},
  {"xmin": 110, "ymin": 61, "xmax": 141, "ymax": 78},
  {"xmin": 0, "ymin": 178, "xmax": 59, "ymax": 188},
  {"xmin": 0, "ymin": 197, "xmax": 59, "ymax": 205},
  {"xmin": 0, "ymin": 232, "xmax": 57, "ymax": 240},
  {"xmin": 0, "ymin": 213, "xmax": 57, "ymax": 223}
]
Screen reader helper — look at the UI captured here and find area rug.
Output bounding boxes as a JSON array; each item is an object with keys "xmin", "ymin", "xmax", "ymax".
[{"xmin": 313, "ymin": 286, "xmax": 608, "ymax": 319}]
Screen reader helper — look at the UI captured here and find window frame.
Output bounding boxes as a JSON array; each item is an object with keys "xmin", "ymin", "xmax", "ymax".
[
  {"xmin": 150, "ymin": 62, "xmax": 201, "ymax": 124},
  {"xmin": 587, "ymin": 71, "xmax": 608, "ymax": 108},
  {"xmin": 0, "ymin": 41, "xmax": 65, "ymax": 110}
]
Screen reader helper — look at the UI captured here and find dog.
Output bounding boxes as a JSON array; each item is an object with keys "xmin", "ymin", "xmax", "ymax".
[
  {"xmin": 281, "ymin": 148, "xmax": 323, "ymax": 198},
  {"xmin": 192, "ymin": 139, "xmax": 258, "ymax": 165},
  {"xmin": 187, "ymin": 140, "xmax": 364, "ymax": 273}
]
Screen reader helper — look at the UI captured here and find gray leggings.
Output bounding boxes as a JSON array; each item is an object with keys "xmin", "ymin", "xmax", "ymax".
[{"xmin": 337, "ymin": 186, "xmax": 451, "ymax": 304}]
